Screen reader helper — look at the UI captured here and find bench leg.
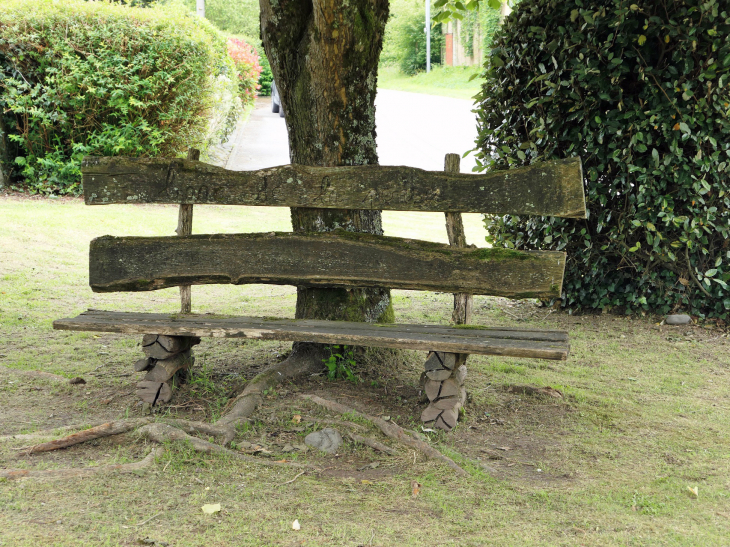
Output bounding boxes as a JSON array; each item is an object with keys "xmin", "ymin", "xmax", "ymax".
[
  {"xmin": 134, "ymin": 335, "xmax": 200, "ymax": 405},
  {"xmin": 420, "ymin": 352, "xmax": 467, "ymax": 431}
]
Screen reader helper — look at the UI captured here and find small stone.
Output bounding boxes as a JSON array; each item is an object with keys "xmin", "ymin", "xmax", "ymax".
[
  {"xmin": 68, "ymin": 377, "xmax": 86, "ymax": 385},
  {"xmin": 666, "ymin": 314, "xmax": 691, "ymax": 325},
  {"xmin": 281, "ymin": 444, "xmax": 295, "ymax": 453},
  {"xmin": 304, "ymin": 427, "xmax": 343, "ymax": 454}
]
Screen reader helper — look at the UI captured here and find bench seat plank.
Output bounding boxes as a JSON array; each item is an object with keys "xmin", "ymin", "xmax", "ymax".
[
  {"xmin": 89, "ymin": 231, "xmax": 566, "ymax": 299},
  {"xmin": 54, "ymin": 311, "xmax": 570, "ymax": 360},
  {"xmin": 82, "ymin": 156, "xmax": 586, "ymax": 219}
]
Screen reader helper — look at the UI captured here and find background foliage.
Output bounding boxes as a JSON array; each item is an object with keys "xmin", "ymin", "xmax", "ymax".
[
  {"xmin": 175, "ymin": 0, "xmax": 260, "ymax": 39},
  {"xmin": 475, "ymin": 0, "xmax": 730, "ymax": 319},
  {"xmin": 227, "ymin": 38, "xmax": 263, "ymax": 106},
  {"xmin": 382, "ymin": 0, "xmax": 444, "ymax": 75},
  {"xmin": 172, "ymin": 0, "xmax": 272, "ymax": 95},
  {"xmin": 0, "ymin": 0, "xmax": 240, "ymax": 194}
]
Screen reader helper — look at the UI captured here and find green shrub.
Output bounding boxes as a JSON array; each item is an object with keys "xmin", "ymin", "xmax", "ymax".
[
  {"xmin": 0, "ymin": 0, "xmax": 239, "ymax": 194},
  {"xmin": 382, "ymin": 0, "xmax": 444, "ymax": 75},
  {"xmin": 258, "ymin": 53, "xmax": 273, "ymax": 97},
  {"xmin": 475, "ymin": 0, "xmax": 730, "ymax": 318}
]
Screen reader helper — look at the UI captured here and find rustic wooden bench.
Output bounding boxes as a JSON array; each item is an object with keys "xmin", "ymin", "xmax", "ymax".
[{"xmin": 54, "ymin": 152, "xmax": 585, "ymax": 430}]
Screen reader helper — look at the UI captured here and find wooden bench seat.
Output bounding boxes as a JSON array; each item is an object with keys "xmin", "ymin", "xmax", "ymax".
[{"xmin": 54, "ymin": 310, "xmax": 570, "ymax": 360}]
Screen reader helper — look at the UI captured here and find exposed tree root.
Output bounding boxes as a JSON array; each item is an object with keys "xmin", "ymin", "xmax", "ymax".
[
  {"xmin": 138, "ymin": 423, "xmax": 314, "ymax": 469},
  {"xmin": 164, "ymin": 419, "xmax": 235, "ymax": 446},
  {"xmin": 300, "ymin": 394, "xmax": 468, "ymax": 476},
  {"xmin": 348, "ymin": 433, "xmax": 398, "ymax": 456},
  {"xmin": 0, "ymin": 447, "xmax": 163, "ymax": 480},
  {"xmin": 217, "ymin": 343, "xmax": 325, "ymax": 427},
  {"xmin": 21, "ymin": 418, "xmax": 153, "ymax": 455},
  {"xmin": 0, "ymin": 422, "xmax": 110, "ymax": 442}
]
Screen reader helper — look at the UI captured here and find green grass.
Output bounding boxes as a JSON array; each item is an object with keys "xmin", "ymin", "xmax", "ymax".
[
  {"xmin": 377, "ymin": 65, "xmax": 483, "ymax": 100},
  {"xmin": 1, "ymin": 195, "xmax": 729, "ymax": 546}
]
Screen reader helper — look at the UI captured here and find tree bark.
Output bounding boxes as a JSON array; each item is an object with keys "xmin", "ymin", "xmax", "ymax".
[{"xmin": 259, "ymin": 0, "xmax": 393, "ymax": 356}]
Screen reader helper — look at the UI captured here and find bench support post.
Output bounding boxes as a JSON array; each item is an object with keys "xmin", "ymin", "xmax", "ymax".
[
  {"xmin": 136, "ymin": 148, "xmax": 200, "ymax": 406},
  {"xmin": 421, "ymin": 154, "xmax": 472, "ymax": 431}
]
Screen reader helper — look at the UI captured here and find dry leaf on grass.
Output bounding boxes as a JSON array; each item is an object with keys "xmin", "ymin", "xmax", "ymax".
[
  {"xmin": 411, "ymin": 481, "xmax": 421, "ymax": 497},
  {"xmin": 292, "ymin": 414, "xmax": 301, "ymax": 424},
  {"xmin": 201, "ymin": 503, "xmax": 221, "ymax": 515},
  {"xmin": 686, "ymin": 486, "xmax": 699, "ymax": 498},
  {"xmin": 292, "ymin": 519, "xmax": 301, "ymax": 531}
]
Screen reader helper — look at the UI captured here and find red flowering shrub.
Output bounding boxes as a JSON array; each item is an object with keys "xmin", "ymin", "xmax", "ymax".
[{"xmin": 227, "ymin": 38, "xmax": 262, "ymax": 107}]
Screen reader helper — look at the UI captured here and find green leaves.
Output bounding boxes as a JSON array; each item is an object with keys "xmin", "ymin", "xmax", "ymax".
[
  {"xmin": 474, "ymin": 0, "xmax": 730, "ymax": 319},
  {"xmin": 0, "ymin": 0, "xmax": 237, "ymax": 194}
]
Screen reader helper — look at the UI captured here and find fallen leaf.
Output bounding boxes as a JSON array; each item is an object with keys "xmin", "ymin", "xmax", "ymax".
[
  {"xmin": 411, "ymin": 481, "xmax": 421, "ymax": 497},
  {"xmin": 201, "ymin": 503, "xmax": 221, "ymax": 515},
  {"xmin": 292, "ymin": 519, "xmax": 301, "ymax": 531},
  {"xmin": 292, "ymin": 414, "xmax": 301, "ymax": 424},
  {"xmin": 361, "ymin": 479, "xmax": 373, "ymax": 485},
  {"xmin": 496, "ymin": 446, "xmax": 512, "ymax": 451},
  {"xmin": 686, "ymin": 485, "xmax": 699, "ymax": 498},
  {"xmin": 421, "ymin": 426, "xmax": 436, "ymax": 433}
]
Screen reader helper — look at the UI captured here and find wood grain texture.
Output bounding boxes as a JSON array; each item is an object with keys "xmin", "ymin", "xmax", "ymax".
[
  {"xmin": 443, "ymin": 153, "xmax": 473, "ymax": 327},
  {"xmin": 81, "ymin": 156, "xmax": 586, "ymax": 218},
  {"xmin": 88, "ymin": 231, "xmax": 566, "ymax": 299},
  {"xmin": 54, "ymin": 310, "xmax": 570, "ymax": 360}
]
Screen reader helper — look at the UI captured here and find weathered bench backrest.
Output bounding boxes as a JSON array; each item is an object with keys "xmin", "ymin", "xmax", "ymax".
[
  {"xmin": 81, "ymin": 156, "xmax": 586, "ymax": 300},
  {"xmin": 83, "ymin": 156, "xmax": 585, "ymax": 217}
]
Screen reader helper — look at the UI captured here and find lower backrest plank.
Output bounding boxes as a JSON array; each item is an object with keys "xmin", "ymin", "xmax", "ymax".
[{"xmin": 89, "ymin": 231, "xmax": 566, "ymax": 299}]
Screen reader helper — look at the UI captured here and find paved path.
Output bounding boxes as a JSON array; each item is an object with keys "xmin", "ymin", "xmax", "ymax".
[{"xmin": 226, "ymin": 89, "xmax": 487, "ymax": 246}]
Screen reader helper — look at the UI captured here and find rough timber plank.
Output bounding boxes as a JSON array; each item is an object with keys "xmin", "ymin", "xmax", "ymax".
[
  {"xmin": 81, "ymin": 156, "xmax": 586, "ymax": 218},
  {"xmin": 88, "ymin": 231, "xmax": 566, "ymax": 299},
  {"xmin": 54, "ymin": 311, "xmax": 570, "ymax": 360}
]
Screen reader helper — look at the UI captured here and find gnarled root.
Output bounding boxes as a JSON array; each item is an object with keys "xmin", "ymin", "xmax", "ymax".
[
  {"xmin": 0, "ymin": 447, "xmax": 163, "ymax": 480},
  {"xmin": 300, "ymin": 393, "xmax": 468, "ymax": 476},
  {"xmin": 138, "ymin": 423, "xmax": 313, "ymax": 469},
  {"xmin": 216, "ymin": 342, "xmax": 325, "ymax": 427},
  {"xmin": 20, "ymin": 418, "xmax": 153, "ymax": 455}
]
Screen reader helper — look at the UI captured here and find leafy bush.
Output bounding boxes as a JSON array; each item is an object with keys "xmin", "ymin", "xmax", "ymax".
[
  {"xmin": 258, "ymin": 53, "xmax": 273, "ymax": 97},
  {"xmin": 0, "ymin": 0, "xmax": 239, "ymax": 194},
  {"xmin": 475, "ymin": 0, "xmax": 730, "ymax": 318},
  {"xmin": 227, "ymin": 38, "xmax": 263, "ymax": 106},
  {"xmin": 382, "ymin": 0, "xmax": 443, "ymax": 75}
]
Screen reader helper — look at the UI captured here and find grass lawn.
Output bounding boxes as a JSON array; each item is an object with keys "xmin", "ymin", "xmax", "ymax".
[
  {"xmin": 1, "ymin": 193, "xmax": 729, "ymax": 546},
  {"xmin": 377, "ymin": 65, "xmax": 482, "ymax": 101}
]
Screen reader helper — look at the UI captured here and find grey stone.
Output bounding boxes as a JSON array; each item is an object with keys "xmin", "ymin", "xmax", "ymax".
[
  {"xmin": 666, "ymin": 314, "xmax": 691, "ymax": 325},
  {"xmin": 304, "ymin": 427, "xmax": 343, "ymax": 454}
]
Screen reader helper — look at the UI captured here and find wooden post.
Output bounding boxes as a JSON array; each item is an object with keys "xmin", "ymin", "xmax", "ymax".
[
  {"xmin": 176, "ymin": 148, "xmax": 199, "ymax": 314},
  {"xmin": 443, "ymin": 153, "xmax": 473, "ymax": 325},
  {"xmin": 136, "ymin": 148, "xmax": 200, "ymax": 407},
  {"xmin": 421, "ymin": 153, "xmax": 473, "ymax": 431}
]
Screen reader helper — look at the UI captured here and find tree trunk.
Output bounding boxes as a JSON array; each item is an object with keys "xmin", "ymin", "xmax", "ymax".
[{"xmin": 259, "ymin": 0, "xmax": 393, "ymax": 359}]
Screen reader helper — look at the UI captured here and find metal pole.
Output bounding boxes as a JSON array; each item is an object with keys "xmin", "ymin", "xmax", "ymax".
[
  {"xmin": 426, "ymin": 0, "xmax": 431, "ymax": 73},
  {"xmin": 196, "ymin": 0, "xmax": 205, "ymax": 18}
]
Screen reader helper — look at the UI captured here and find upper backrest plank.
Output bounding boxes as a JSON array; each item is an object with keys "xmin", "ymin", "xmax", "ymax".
[
  {"xmin": 82, "ymin": 156, "xmax": 586, "ymax": 218},
  {"xmin": 89, "ymin": 231, "xmax": 566, "ymax": 299}
]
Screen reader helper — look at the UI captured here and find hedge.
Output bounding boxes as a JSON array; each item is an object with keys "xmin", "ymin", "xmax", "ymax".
[
  {"xmin": 0, "ymin": 0, "xmax": 239, "ymax": 194},
  {"xmin": 474, "ymin": 0, "xmax": 730, "ymax": 319}
]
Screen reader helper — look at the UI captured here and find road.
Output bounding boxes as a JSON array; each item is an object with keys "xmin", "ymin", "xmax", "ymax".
[{"xmin": 226, "ymin": 88, "xmax": 487, "ymax": 245}]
